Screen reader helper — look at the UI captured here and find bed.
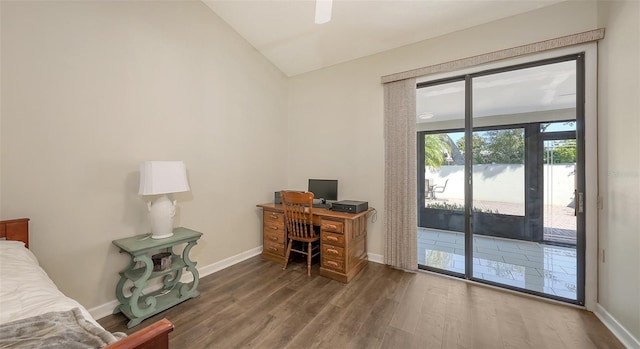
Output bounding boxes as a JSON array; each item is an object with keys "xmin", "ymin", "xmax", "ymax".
[{"xmin": 0, "ymin": 218, "xmax": 174, "ymax": 349}]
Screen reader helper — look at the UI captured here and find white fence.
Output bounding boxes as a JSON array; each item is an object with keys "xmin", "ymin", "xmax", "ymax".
[{"xmin": 426, "ymin": 164, "xmax": 576, "ymax": 207}]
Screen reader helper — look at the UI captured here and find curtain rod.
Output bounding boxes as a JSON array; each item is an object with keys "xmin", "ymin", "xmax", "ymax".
[{"xmin": 381, "ymin": 28, "xmax": 605, "ymax": 84}]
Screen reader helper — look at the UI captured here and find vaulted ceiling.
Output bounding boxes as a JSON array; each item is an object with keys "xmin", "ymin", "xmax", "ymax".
[{"xmin": 203, "ymin": 0, "xmax": 565, "ymax": 77}]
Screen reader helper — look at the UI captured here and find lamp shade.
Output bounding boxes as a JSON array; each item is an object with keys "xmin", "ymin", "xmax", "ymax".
[{"xmin": 138, "ymin": 161, "xmax": 190, "ymax": 195}]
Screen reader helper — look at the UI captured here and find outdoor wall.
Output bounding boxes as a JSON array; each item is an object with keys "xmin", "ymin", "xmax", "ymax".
[
  {"xmin": 1, "ymin": 1, "xmax": 287, "ymax": 310},
  {"xmin": 426, "ymin": 164, "xmax": 576, "ymax": 208}
]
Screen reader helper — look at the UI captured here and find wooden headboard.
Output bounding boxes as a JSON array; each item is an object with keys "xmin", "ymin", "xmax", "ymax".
[{"xmin": 0, "ymin": 218, "xmax": 30, "ymax": 248}]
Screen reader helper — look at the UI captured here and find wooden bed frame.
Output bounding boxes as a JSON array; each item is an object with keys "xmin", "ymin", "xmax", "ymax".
[{"xmin": 0, "ymin": 218, "xmax": 174, "ymax": 349}]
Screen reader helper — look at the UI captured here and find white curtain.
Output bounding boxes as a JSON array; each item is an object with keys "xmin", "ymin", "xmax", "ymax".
[{"xmin": 383, "ymin": 78, "xmax": 417, "ymax": 270}]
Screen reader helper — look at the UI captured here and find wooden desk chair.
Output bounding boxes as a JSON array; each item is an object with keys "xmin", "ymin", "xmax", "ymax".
[{"xmin": 280, "ymin": 190, "xmax": 320, "ymax": 276}]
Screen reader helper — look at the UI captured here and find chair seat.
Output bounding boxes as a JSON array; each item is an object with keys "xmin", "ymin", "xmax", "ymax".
[{"xmin": 289, "ymin": 235, "xmax": 320, "ymax": 243}]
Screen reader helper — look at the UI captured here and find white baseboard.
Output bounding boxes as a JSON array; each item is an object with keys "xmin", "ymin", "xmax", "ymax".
[
  {"xmin": 91, "ymin": 299, "xmax": 121, "ymax": 321},
  {"xmin": 179, "ymin": 246, "xmax": 262, "ymax": 283},
  {"xmin": 594, "ymin": 303, "xmax": 640, "ymax": 349},
  {"xmin": 368, "ymin": 252, "xmax": 384, "ymax": 264},
  {"xmin": 89, "ymin": 246, "xmax": 263, "ymax": 320}
]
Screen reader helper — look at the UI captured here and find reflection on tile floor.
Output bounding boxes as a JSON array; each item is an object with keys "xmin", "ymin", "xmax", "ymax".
[{"xmin": 418, "ymin": 228, "xmax": 577, "ymax": 300}]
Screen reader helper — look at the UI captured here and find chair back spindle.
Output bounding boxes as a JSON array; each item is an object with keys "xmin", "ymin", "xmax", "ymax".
[{"xmin": 281, "ymin": 191, "xmax": 316, "ymax": 239}]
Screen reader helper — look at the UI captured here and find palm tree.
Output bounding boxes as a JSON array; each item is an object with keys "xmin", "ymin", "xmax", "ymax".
[{"xmin": 424, "ymin": 134, "xmax": 452, "ymax": 169}]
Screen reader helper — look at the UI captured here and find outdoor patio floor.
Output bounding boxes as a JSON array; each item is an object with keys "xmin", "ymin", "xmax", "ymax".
[{"xmin": 418, "ymin": 227, "xmax": 578, "ymax": 300}]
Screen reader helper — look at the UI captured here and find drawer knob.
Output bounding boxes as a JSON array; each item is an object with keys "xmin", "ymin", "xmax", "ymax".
[
  {"xmin": 268, "ymin": 247, "xmax": 278, "ymax": 252},
  {"xmin": 327, "ymin": 248, "xmax": 339, "ymax": 255},
  {"xmin": 270, "ymin": 214, "xmax": 278, "ymax": 219},
  {"xmin": 325, "ymin": 224, "xmax": 337, "ymax": 230},
  {"xmin": 326, "ymin": 236, "xmax": 338, "ymax": 242},
  {"xmin": 326, "ymin": 261, "xmax": 339, "ymax": 267},
  {"xmin": 269, "ymin": 236, "xmax": 278, "ymax": 241},
  {"xmin": 270, "ymin": 226, "xmax": 279, "ymax": 230}
]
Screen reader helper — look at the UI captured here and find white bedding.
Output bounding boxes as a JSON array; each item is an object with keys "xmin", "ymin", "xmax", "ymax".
[{"xmin": 0, "ymin": 240, "xmax": 100, "ymax": 327}]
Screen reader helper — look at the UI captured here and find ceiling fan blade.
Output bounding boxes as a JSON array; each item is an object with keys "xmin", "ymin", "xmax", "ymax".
[{"xmin": 315, "ymin": 0, "xmax": 333, "ymax": 24}]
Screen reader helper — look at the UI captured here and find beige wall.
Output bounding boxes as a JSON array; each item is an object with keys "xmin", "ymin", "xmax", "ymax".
[
  {"xmin": 597, "ymin": 0, "xmax": 640, "ymax": 342},
  {"xmin": 0, "ymin": 1, "xmax": 287, "ymax": 308}
]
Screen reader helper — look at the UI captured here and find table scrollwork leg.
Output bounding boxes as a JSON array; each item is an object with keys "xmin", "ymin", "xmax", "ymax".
[
  {"xmin": 129, "ymin": 254, "xmax": 156, "ymax": 318},
  {"xmin": 114, "ymin": 257, "xmax": 136, "ymax": 314},
  {"xmin": 179, "ymin": 241, "xmax": 200, "ymax": 298}
]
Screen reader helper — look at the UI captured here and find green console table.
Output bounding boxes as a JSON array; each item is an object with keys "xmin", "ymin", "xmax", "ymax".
[{"xmin": 112, "ymin": 227, "xmax": 202, "ymax": 328}]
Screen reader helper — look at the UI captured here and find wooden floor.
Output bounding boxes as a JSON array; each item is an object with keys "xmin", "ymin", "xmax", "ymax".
[{"xmin": 99, "ymin": 256, "xmax": 623, "ymax": 349}]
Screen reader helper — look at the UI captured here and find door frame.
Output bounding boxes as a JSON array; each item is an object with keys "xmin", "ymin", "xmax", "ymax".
[{"xmin": 416, "ymin": 50, "xmax": 593, "ymax": 306}]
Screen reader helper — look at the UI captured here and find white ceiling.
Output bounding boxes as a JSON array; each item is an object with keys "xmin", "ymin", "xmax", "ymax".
[
  {"xmin": 203, "ymin": 0, "xmax": 565, "ymax": 77},
  {"xmin": 417, "ymin": 60, "xmax": 577, "ymax": 123}
]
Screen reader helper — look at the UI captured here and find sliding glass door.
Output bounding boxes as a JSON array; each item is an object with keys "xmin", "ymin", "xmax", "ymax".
[{"xmin": 417, "ymin": 55, "xmax": 585, "ymax": 304}]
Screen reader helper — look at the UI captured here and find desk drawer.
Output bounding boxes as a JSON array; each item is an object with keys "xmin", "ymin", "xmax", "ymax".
[
  {"xmin": 322, "ymin": 232, "xmax": 345, "ymax": 247},
  {"xmin": 264, "ymin": 229, "xmax": 286, "ymax": 244},
  {"xmin": 264, "ymin": 240, "xmax": 286, "ymax": 256},
  {"xmin": 322, "ymin": 244, "xmax": 344, "ymax": 259},
  {"xmin": 264, "ymin": 211, "xmax": 284, "ymax": 224},
  {"xmin": 322, "ymin": 257, "xmax": 345, "ymax": 272},
  {"xmin": 321, "ymin": 220, "xmax": 343, "ymax": 233},
  {"xmin": 263, "ymin": 221, "xmax": 284, "ymax": 237}
]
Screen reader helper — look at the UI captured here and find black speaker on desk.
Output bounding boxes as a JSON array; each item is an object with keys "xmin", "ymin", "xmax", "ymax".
[
  {"xmin": 274, "ymin": 191, "xmax": 281, "ymax": 204},
  {"xmin": 332, "ymin": 200, "xmax": 368, "ymax": 213}
]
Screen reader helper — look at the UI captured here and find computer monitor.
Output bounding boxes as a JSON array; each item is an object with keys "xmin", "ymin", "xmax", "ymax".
[{"xmin": 308, "ymin": 179, "xmax": 338, "ymax": 204}]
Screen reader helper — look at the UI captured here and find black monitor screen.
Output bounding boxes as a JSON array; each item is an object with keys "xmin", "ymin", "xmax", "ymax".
[{"xmin": 308, "ymin": 179, "xmax": 338, "ymax": 202}]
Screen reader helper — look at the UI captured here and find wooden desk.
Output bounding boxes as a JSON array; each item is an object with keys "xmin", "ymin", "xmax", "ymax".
[{"xmin": 257, "ymin": 203, "xmax": 372, "ymax": 283}]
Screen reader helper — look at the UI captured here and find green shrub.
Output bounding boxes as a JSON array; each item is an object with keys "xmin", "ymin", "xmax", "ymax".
[{"xmin": 425, "ymin": 202, "xmax": 499, "ymax": 214}]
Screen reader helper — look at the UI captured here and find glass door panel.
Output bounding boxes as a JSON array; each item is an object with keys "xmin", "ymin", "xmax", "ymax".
[
  {"xmin": 417, "ymin": 80, "xmax": 465, "ymax": 275},
  {"xmin": 542, "ymin": 136, "xmax": 578, "ymax": 299},
  {"xmin": 467, "ymin": 127, "xmax": 527, "ymax": 287},
  {"xmin": 542, "ymin": 127, "xmax": 577, "ymax": 245},
  {"xmin": 470, "ymin": 60, "xmax": 579, "ymax": 301}
]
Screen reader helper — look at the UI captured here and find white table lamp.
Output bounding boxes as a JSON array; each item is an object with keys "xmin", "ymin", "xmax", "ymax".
[{"xmin": 138, "ymin": 161, "xmax": 190, "ymax": 239}]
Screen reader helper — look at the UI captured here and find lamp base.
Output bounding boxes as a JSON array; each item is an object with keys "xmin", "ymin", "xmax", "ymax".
[
  {"xmin": 148, "ymin": 195, "xmax": 177, "ymax": 239},
  {"xmin": 151, "ymin": 232, "xmax": 174, "ymax": 239}
]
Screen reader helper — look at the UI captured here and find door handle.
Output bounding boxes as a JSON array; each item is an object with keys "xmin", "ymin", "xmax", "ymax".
[{"xmin": 578, "ymin": 192, "xmax": 584, "ymax": 214}]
